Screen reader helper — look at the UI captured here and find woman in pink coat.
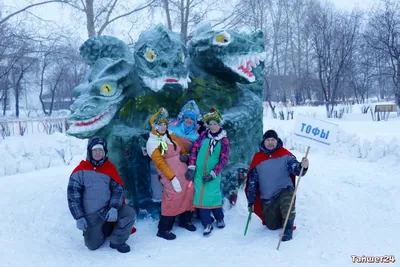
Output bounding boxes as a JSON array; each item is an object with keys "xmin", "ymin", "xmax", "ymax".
[{"xmin": 146, "ymin": 108, "xmax": 196, "ymax": 240}]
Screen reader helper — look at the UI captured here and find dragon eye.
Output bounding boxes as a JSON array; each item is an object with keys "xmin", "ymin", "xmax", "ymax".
[
  {"xmin": 101, "ymin": 84, "xmax": 113, "ymax": 96},
  {"xmin": 214, "ymin": 31, "xmax": 231, "ymax": 46},
  {"xmin": 144, "ymin": 48, "xmax": 156, "ymax": 62},
  {"xmin": 216, "ymin": 35, "xmax": 227, "ymax": 43},
  {"xmin": 180, "ymin": 52, "xmax": 185, "ymax": 63}
]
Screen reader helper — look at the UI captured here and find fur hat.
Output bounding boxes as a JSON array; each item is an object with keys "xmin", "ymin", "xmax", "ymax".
[
  {"xmin": 263, "ymin": 129, "xmax": 278, "ymax": 140},
  {"xmin": 149, "ymin": 108, "xmax": 169, "ymax": 129},
  {"xmin": 202, "ymin": 107, "xmax": 223, "ymax": 124}
]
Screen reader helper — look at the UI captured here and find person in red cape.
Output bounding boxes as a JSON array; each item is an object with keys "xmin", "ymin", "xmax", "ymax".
[
  {"xmin": 245, "ymin": 130, "xmax": 309, "ymax": 241},
  {"xmin": 67, "ymin": 136, "xmax": 136, "ymax": 253}
]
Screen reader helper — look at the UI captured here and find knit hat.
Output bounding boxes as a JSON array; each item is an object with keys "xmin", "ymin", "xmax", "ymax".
[
  {"xmin": 202, "ymin": 107, "xmax": 223, "ymax": 124},
  {"xmin": 149, "ymin": 108, "xmax": 169, "ymax": 129},
  {"xmin": 263, "ymin": 129, "xmax": 278, "ymax": 140},
  {"xmin": 92, "ymin": 144, "xmax": 104, "ymax": 150}
]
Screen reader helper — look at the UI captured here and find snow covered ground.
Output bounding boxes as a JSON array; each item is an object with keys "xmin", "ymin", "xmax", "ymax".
[{"xmin": 0, "ymin": 104, "xmax": 399, "ymax": 266}]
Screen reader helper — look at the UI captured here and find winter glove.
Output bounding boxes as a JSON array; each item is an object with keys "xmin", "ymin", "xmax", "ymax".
[
  {"xmin": 76, "ymin": 217, "xmax": 87, "ymax": 231},
  {"xmin": 202, "ymin": 171, "xmax": 216, "ymax": 182},
  {"xmin": 179, "ymin": 154, "xmax": 189, "ymax": 164},
  {"xmin": 106, "ymin": 207, "xmax": 118, "ymax": 222},
  {"xmin": 171, "ymin": 177, "xmax": 182, "ymax": 193},
  {"xmin": 301, "ymin": 157, "xmax": 309, "ymax": 168},
  {"xmin": 185, "ymin": 165, "xmax": 196, "ymax": 181}
]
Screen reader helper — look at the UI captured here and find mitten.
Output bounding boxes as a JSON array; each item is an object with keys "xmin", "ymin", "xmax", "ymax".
[
  {"xmin": 106, "ymin": 207, "xmax": 118, "ymax": 222},
  {"xmin": 185, "ymin": 165, "xmax": 196, "ymax": 181},
  {"xmin": 76, "ymin": 217, "xmax": 87, "ymax": 231},
  {"xmin": 202, "ymin": 171, "xmax": 216, "ymax": 182},
  {"xmin": 171, "ymin": 177, "xmax": 182, "ymax": 193}
]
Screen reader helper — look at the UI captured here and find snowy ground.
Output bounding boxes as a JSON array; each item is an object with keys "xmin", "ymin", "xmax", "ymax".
[{"xmin": 1, "ymin": 104, "xmax": 399, "ymax": 266}]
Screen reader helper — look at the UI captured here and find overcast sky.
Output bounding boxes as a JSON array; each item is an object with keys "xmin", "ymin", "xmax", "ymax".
[{"xmin": 2, "ymin": 0, "xmax": 377, "ymax": 43}]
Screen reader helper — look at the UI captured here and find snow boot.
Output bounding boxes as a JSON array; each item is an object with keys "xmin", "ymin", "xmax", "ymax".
[
  {"xmin": 203, "ymin": 224, "xmax": 213, "ymax": 236},
  {"xmin": 211, "ymin": 216, "xmax": 215, "ymax": 223},
  {"xmin": 282, "ymin": 219, "xmax": 294, "ymax": 242},
  {"xmin": 157, "ymin": 230, "xmax": 177, "ymax": 240},
  {"xmin": 216, "ymin": 219, "xmax": 225, "ymax": 229},
  {"xmin": 179, "ymin": 221, "xmax": 197, "ymax": 232},
  {"xmin": 110, "ymin": 242, "xmax": 130, "ymax": 253}
]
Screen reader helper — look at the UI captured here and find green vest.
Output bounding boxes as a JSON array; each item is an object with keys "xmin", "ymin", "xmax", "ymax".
[{"xmin": 193, "ymin": 138, "xmax": 223, "ymax": 208}]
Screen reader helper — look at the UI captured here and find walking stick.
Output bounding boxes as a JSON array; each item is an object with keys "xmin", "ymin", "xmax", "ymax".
[
  {"xmin": 244, "ymin": 208, "xmax": 253, "ymax": 236},
  {"xmin": 276, "ymin": 146, "xmax": 310, "ymax": 250}
]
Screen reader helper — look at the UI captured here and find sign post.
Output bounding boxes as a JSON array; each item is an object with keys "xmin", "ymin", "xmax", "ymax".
[{"xmin": 276, "ymin": 114, "xmax": 338, "ymax": 250}]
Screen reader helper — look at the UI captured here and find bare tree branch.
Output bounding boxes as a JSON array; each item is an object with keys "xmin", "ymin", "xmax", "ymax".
[
  {"xmin": 0, "ymin": 1, "xmax": 68, "ymax": 25},
  {"xmin": 97, "ymin": 0, "xmax": 156, "ymax": 35}
]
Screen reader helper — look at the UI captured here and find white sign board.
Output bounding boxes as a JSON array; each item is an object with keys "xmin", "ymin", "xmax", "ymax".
[{"xmin": 292, "ymin": 114, "xmax": 339, "ymax": 148}]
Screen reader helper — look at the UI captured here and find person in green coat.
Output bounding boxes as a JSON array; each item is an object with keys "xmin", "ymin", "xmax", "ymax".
[{"xmin": 185, "ymin": 108, "xmax": 230, "ymax": 236}]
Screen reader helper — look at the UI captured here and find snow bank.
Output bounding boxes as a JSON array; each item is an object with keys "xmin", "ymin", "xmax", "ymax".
[
  {"xmin": 263, "ymin": 103, "xmax": 400, "ymax": 162},
  {"xmin": 0, "ymin": 133, "xmax": 86, "ymax": 176},
  {"xmin": 272, "ymin": 126, "xmax": 400, "ymax": 163}
]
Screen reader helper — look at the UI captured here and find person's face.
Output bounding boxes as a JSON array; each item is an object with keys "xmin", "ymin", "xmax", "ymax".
[
  {"xmin": 92, "ymin": 148, "xmax": 104, "ymax": 161},
  {"xmin": 184, "ymin": 117, "xmax": 194, "ymax": 127},
  {"xmin": 264, "ymin": 138, "xmax": 278, "ymax": 150},
  {"xmin": 209, "ymin": 120, "xmax": 221, "ymax": 133},
  {"xmin": 157, "ymin": 122, "xmax": 167, "ymax": 134}
]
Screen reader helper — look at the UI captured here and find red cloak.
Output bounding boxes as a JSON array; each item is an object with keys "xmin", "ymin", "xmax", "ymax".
[
  {"xmin": 244, "ymin": 147, "xmax": 296, "ymax": 226},
  {"xmin": 72, "ymin": 158, "xmax": 136, "ymax": 234}
]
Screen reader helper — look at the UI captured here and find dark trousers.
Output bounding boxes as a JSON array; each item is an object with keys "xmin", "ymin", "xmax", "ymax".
[
  {"xmin": 262, "ymin": 189, "xmax": 295, "ymax": 230},
  {"xmin": 83, "ymin": 205, "xmax": 136, "ymax": 250},
  {"xmin": 197, "ymin": 208, "xmax": 224, "ymax": 227},
  {"xmin": 158, "ymin": 211, "xmax": 192, "ymax": 231}
]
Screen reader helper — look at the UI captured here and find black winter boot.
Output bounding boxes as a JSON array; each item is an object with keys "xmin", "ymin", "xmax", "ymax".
[
  {"xmin": 282, "ymin": 219, "xmax": 294, "ymax": 242},
  {"xmin": 178, "ymin": 211, "xmax": 197, "ymax": 232},
  {"xmin": 157, "ymin": 230, "xmax": 177, "ymax": 240},
  {"xmin": 179, "ymin": 221, "xmax": 197, "ymax": 232},
  {"xmin": 110, "ymin": 242, "xmax": 131, "ymax": 253}
]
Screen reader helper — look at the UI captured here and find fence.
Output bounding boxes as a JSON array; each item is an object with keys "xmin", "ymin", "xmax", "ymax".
[{"xmin": 0, "ymin": 117, "xmax": 69, "ymax": 138}]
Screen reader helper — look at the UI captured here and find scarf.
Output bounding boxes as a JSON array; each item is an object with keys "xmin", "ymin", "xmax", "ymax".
[
  {"xmin": 207, "ymin": 128, "xmax": 227, "ymax": 156},
  {"xmin": 157, "ymin": 132, "xmax": 168, "ymax": 156}
]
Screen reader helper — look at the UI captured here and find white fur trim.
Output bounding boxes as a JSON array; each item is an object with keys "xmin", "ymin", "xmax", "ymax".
[{"xmin": 146, "ymin": 132, "xmax": 173, "ymax": 158}]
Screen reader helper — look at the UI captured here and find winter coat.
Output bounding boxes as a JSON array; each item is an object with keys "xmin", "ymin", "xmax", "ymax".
[
  {"xmin": 67, "ymin": 158, "xmax": 124, "ymax": 219},
  {"xmin": 146, "ymin": 131, "xmax": 195, "ymax": 216},
  {"xmin": 189, "ymin": 130, "xmax": 230, "ymax": 208},
  {"xmin": 245, "ymin": 139, "xmax": 307, "ymax": 225}
]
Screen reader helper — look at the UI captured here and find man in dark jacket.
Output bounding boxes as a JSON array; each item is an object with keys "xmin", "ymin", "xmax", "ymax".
[
  {"xmin": 245, "ymin": 130, "xmax": 309, "ymax": 241},
  {"xmin": 67, "ymin": 136, "xmax": 136, "ymax": 253}
]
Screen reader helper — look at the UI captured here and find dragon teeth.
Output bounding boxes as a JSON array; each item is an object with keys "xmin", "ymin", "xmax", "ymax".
[
  {"xmin": 224, "ymin": 51, "xmax": 266, "ymax": 82},
  {"xmin": 157, "ymin": 80, "xmax": 164, "ymax": 91},
  {"xmin": 142, "ymin": 75, "xmax": 191, "ymax": 91},
  {"xmin": 68, "ymin": 106, "xmax": 117, "ymax": 134}
]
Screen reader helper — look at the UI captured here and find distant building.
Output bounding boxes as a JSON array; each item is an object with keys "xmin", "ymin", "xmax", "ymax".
[{"xmin": 40, "ymin": 93, "xmax": 74, "ymax": 111}]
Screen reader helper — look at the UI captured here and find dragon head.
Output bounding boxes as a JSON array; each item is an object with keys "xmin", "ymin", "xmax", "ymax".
[
  {"xmin": 67, "ymin": 58, "xmax": 135, "ymax": 138},
  {"xmin": 134, "ymin": 24, "xmax": 190, "ymax": 92},
  {"xmin": 188, "ymin": 21, "xmax": 266, "ymax": 84}
]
